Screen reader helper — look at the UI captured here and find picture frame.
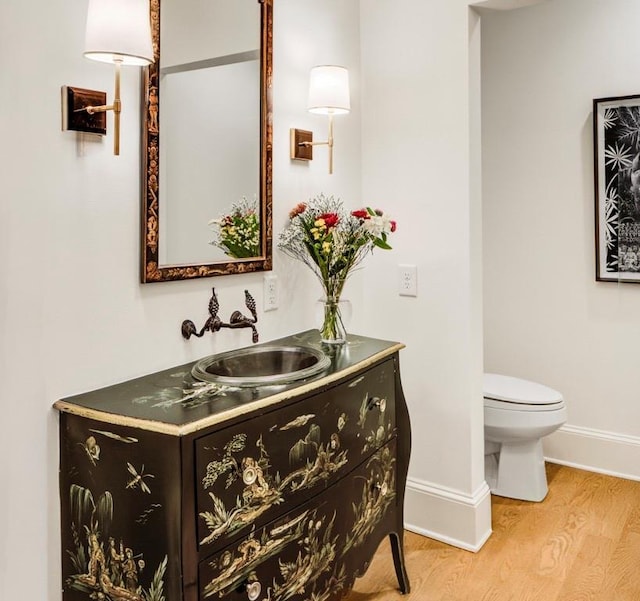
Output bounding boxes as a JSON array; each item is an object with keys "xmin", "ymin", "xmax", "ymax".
[{"xmin": 594, "ymin": 94, "xmax": 640, "ymax": 283}]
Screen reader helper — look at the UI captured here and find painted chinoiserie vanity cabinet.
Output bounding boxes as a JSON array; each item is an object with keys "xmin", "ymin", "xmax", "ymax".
[{"xmin": 55, "ymin": 331, "xmax": 411, "ymax": 601}]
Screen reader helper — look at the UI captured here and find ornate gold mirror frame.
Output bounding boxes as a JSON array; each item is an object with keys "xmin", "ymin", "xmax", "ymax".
[{"xmin": 141, "ymin": 0, "xmax": 273, "ymax": 283}]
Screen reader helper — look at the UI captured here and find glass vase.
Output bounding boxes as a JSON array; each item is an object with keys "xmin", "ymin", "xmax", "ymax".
[{"xmin": 316, "ymin": 295, "xmax": 352, "ymax": 344}]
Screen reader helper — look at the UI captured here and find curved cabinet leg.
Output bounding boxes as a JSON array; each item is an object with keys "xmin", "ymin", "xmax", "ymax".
[{"xmin": 389, "ymin": 531, "xmax": 410, "ymax": 594}]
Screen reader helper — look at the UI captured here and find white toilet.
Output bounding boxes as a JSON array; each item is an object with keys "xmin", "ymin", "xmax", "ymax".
[{"xmin": 484, "ymin": 373, "xmax": 567, "ymax": 502}]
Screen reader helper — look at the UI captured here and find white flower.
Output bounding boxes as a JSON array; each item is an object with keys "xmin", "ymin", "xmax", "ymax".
[
  {"xmin": 604, "ymin": 142, "xmax": 633, "ymax": 170},
  {"xmin": 603, "ymin": 108, "xmax": 618, "ymax": 129},
  {"xmin": 363, "ymin": 214, "xmax": 394, "ymax": 237}
]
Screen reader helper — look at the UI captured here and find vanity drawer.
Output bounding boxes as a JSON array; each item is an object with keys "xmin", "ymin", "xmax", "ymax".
[
  {"xmin": 198, "ymin": 440, "xmax": 398, "ymax": 601},
  {"xmin": 195, "ymin": 359, "xmax": 396, "ymax": 552}
]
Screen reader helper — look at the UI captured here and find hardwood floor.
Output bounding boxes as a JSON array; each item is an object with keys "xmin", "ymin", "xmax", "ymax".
[{"xmin": 346, "ymin": 465, "xmax": 640, "ymax": 601}]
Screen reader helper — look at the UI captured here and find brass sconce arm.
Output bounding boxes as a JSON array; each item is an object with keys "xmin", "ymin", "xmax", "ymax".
[
  {"xmin": 296, "ymin": 114, "xmax": 336, "ymax": 174},
  {"xmin": 74, "ymin": 59, "xmax": 123, "ymax": 155}
]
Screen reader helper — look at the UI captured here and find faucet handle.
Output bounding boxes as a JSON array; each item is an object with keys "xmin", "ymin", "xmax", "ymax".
[
  {"xmin": 244, "ymin": 290, "xmax": 257, "ymax": 323},
  {"xmin": 208, "ymin": 287, "xmax": 220, "ymax": 319}
]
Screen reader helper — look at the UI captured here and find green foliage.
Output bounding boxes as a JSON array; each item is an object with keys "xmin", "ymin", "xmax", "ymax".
[
  {"xmin": 306, "ymin": 424, "xmax": 321, "ymax": 447},
  {"xmin": 203, "ymin": 434, "xmax": 247, "ymax": 489},
  {"xmin": 203, "ymin": 456, "xmax": 236, "ymax": 489},
  {"xmin": 200, "ymin": 492, "xmax": 229, "ymax": 531},
  {"xmin": 95, "ymin": 491, "xmax": 114, "ymax": 539},
  {"xmin": 69, "ymin": 484, "xmax": 113, "ymax": 537},
  {"xmin": 225, "ymin": 433, "xmax": 247, "ymax": 455},
  {"xmin": 70, "ymin": 484, "xmax": 94, "ymax": 529},
  {"xmin": 143, "ymin": 555, "xmax": 168, "ymax": 601},
  {"xmin": 66, "ymin": 522, "xmax": 87, "ymax": 576}
]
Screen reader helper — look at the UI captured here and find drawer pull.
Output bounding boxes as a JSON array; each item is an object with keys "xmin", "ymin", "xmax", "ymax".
[
  {"xmin": 368, "ymin": 396, "xmax": 387, "ymax": 412},
  {"xmin": 375, "ymin": 481, "xmax": 389, "ymax": 496},
  {"xmin": 246, "ymin": 581, "xmax": 261, "ymax": 601},
  {"xmin": 242, "ymin": 465, "xmax": 258, "ymax": 485}
]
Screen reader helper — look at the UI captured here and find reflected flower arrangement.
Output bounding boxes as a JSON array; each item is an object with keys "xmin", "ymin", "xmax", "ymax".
[{"xmin": 209, "ymin": 196, "xmax": 260, "ymax": 259}]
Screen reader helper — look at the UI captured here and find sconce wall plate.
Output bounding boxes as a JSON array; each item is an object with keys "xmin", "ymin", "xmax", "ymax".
[
  {"xmin": 61, "ymin": 85, "xmax": 107, "ymax": 135},
  {"xmin": 290, "ymin": 128, "xmax": 313, "ymax": 161}
]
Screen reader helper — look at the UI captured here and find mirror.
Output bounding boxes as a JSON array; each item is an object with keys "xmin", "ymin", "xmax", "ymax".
[{"xmin": 141, "ymin": 0, "xmax": 273, "ymax": 282}]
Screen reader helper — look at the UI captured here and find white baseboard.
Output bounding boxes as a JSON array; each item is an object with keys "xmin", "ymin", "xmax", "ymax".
[
  {"xmin": 404, "ymin": 477, "xmax": 492, "ymax": 552},
  {"xmin": 403, "ymin": 424, "xmax": 640, "ymax": 552},
  {"xmin": 544, "ymin": 424, "xmax": 640, "ymax": 482}
]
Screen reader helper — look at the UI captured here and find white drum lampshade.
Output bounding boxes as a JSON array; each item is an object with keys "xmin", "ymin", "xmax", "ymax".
[
  {"xmin": 84, "ymin": 0, "xmax": 154, "ymax": 65},
  {"xmin": 307, "ymin": 66, "xmax": 350, "ymax": 115}
]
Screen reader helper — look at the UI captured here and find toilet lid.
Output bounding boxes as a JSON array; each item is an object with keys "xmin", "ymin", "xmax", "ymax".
[{"xmin": 483, "ymin": 373, "xmax": 563, "ymax": 406}]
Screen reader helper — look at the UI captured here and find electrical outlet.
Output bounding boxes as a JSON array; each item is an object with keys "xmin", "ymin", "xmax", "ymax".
[
  {"xmin": 398, "ymin": 264, "xmax": 417, "ymax": 297},
  {"xmin": 264, "ymin": 274, "xmax": 279, "ymax": 311}
]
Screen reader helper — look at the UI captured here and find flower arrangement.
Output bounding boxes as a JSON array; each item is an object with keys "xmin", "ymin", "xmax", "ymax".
[
  {"xmin": 278, "ymin": 194, "xmax": 396, "ymax": 342},
  {"xmin": 209, "ymin": 196, "xmax": 260, "ymax": 259}
]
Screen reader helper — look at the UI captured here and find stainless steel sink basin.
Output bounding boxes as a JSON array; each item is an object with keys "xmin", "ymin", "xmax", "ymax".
[{"xmin": 191, "ymin": 345, "xmax": 331, "ymax": 387}]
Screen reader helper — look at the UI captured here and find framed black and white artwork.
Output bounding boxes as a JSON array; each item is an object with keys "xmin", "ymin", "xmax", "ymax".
[{"xmin": 594, "ymin": 95, "xmax": 640, "ymax": 283}]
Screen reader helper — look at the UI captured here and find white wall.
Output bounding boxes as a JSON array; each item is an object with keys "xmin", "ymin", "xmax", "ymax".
[
  {"xmin": 360, "ymin": 0, "xmax": 491, "ymax": 550},
  {"xmin": 274, "ymin": 0, "xmax": 364, "ymax": 313},
  {"xmin": 482, "ymin": 0, "xmax": 640, "ymax": 479},
  {"xmin": 0, "ymin": 1, "xmax": 361, "ymax": 599},
  {"xmin": 161, "ymin": 0, "xmax": 259, "ymax": 66}
]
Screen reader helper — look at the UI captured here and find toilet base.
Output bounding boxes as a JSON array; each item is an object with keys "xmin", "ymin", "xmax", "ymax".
[{"xmin": 485, "ymin": 438, "xmax": 548, "ymax": 502}]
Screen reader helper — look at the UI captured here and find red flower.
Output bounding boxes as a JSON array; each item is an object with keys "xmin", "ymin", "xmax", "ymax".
[
  {"xmin": 390, "ymin": 220, "xmax": 397, "ymax": 233},
  {"xmin": 351, "ymin": 209, "xmax": 369, "ymax": 220},
  {"xmin": 319, "ymin": 212, "xmax": 340, "ymax": 229},
  {"xmin": 289, "ymin": 202, "xmax": 307, "ymax": 219}
]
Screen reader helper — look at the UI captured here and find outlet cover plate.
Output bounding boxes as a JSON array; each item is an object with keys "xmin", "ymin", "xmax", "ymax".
[
  {"xmin": 264, "ymin": 274, "xmax": 279, "ymax": 311},
  {"xmin": 398, "ymin": 264, "xmax": 418, "ymax": 297}
]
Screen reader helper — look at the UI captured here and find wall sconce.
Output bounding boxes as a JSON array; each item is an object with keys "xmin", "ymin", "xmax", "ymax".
[
  {"xmin": 61, "ymin": 0, "xmax": 154, "ymax": 155},
  {"xmin": 290, "ymin": 65, "xmax": 351, "ymax": 174}
]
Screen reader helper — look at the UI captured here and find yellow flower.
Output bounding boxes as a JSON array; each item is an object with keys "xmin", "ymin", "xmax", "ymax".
[
  {"xmin": 314, "ymin": 218, "xmax": 326, "ymax": 229},
  {"xmin": 322, "ymin": 241, "xmax": 331, "ymax": 253}
]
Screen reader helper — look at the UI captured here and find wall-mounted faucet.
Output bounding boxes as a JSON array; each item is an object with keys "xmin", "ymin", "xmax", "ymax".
[{"xmin": 181, "ymin": 288, "xmax": 259, "ymax": 343}]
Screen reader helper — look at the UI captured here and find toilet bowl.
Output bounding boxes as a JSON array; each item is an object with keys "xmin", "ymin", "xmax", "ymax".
[{"xmin": 484, "ymin": 373, "xmax": 567, "ymax": 502}]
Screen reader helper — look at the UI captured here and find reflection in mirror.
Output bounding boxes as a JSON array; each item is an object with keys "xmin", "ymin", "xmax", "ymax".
[{"xmin": 141, "ymin": 0, "xmax": 272, "ymax": 282}]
